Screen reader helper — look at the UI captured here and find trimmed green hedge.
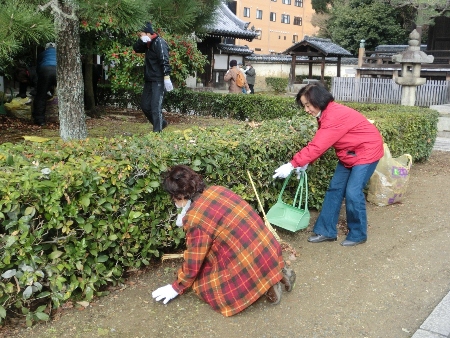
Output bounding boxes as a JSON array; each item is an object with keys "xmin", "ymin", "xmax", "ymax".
[
  {"xmin": 0, "ymin": 94, "xmax": 438, "ymax": 325},
  {"xmin": 164, "ymin": 88, "xmax": 299, "ymax": 120}
]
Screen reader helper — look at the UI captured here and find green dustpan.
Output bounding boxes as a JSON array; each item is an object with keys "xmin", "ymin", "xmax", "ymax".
[{"xmin": 266, "ymin": 171, "xmax": 310, "ymax": 232}]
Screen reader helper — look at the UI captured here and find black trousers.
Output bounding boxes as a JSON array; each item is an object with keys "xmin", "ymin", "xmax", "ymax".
[
  {"xmin": 140, "ymin": 81, "xmax": 167, "ymax": 132},
  {"xmin": 32, "ymin": 66, "xmax": 56, "ymax": 124},
  {"xmin": 248, "ymin": 84, "xmax": 254, "ymax": 94}
]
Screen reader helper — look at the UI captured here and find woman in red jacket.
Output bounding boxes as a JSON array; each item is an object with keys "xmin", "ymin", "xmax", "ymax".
[{"xmin": 273, "ymin": 84, "xmax": 384, "ymax": 246}]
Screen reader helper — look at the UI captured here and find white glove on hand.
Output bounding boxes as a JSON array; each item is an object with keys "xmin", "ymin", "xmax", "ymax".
[
  {"xmin": 295, "ymin": 164, "xmax": 309, "ymax": 178},
  {"xmin": 164, "ymin": 77, "xmax": 173, "ymax": 92},
  {"xmin": 273, "ymin": 162, "xmax": 294, "ymax": 179},
  {"xmin": 140, "ymin": 35, "xmax": 151, "ymax": 43},
  {"xmin": 152, "ymin": 284, "xmax": 178, "ymax": 304}
]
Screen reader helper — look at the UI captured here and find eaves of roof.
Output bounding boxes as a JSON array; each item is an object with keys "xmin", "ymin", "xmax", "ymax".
[
  {"xmin": 204, "ymin": 3, "xmax": 259, "ymax": 41},
  {"xmin": 217, "ymin": 43, "xmax": 254, "ymax": 55},
  {"xmin": 283, "ymin": 36, "xmax": 352, "ymax": 57},
  {"xmin": 245, "ymin": 54, "xmax": 358, "ymax": 65}
]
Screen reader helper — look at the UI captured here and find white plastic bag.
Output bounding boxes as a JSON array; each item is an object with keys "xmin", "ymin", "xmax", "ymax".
[{"xmin": 367, "ymin": 143, "xmax": 412, "ymax": 206}]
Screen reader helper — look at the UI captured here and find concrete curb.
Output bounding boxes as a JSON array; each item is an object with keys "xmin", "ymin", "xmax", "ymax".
[{"xmin": 411, "ymin": 291, "xmax": 450, "ymax": 338}]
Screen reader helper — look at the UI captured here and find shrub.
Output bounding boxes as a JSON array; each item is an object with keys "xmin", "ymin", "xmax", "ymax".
[
  {"xmin": 265, "ymin": 77, "xmax": 289, "ymax": 94},
  {"xmin": 0, "ymin": 96, "xmax": 438, "ymax": 325}
]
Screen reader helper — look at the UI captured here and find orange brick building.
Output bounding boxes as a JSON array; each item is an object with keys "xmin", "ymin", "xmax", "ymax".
[{"xmin": 229, "ymin": 0, "xmax": 318, "ymax": 54}]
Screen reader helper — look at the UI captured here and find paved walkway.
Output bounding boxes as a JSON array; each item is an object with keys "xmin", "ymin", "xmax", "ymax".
[{"xmin": 412, "ymin": 134, "xmax": 450, "ymax": 337}]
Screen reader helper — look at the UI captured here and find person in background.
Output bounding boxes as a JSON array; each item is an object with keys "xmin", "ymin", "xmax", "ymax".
[
  {"xmin": 152, "ymin": 165, "xmax": 296, "ymax": 316},
  {"xmin": 32, "ymin": 43, "xmax": 57, "ymax": 126},
  {"xmin": 273, "ymin": 83, "xmax": 384, "ymax": 247},
  {"xmin": 238, "ymin": 63, "xmax": 247, "ymax": 94},
  {"xmin": 243, "ymin": 63, "xmax": 256, "ymax": 94},
  {"xmin": 133, "ymin": 22, "xmax": 172, "ymax": 132},
  {"xmin": 224, "ymin": 60, "xmax": 250, "ymax": 94},
  {"xmin": 14, "ymin": 60, "xmax": 31, "ymax": 98}
]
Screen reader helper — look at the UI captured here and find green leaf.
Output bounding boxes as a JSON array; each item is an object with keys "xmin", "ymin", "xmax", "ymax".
[
  {"xmin": 48, "ymin": 250, "xmax": 64, "ymax": 259},
  {"xmin": 1, "ymin": 269, "xmax": 16, "ymax": 278},
  {"xmin": 80, "ymin": 196, "xmax": 91, "ymax": 207},
  {"xmin": 24, "ymin": 206, "xmax": 35, "ymax": 216},
  {"xmin": 149, "ymin": 181, "xmax": 159, "ymax": 188},
  {"xmin": 35, "ymin": 312, "xmax": 49, "ymax": 321},
  {"xmin": 23, "ymin": 286, "xmax": 33, "ymax": 299},
  {"xmin": 97, "ymin": 255, "xmax": 108, "ymax": 263},
  {"xmin": 83, "ymin": 223, "xmax": 92, "ymax": 233},
  {"xmin": 0, "ymin": 306, "xmax": 6, "ymax": 319}
]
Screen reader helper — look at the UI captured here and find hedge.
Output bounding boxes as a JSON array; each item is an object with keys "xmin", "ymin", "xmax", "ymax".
[{"xmin": 0, "ymin": 94, "xmax": 438, "ymax": 325}]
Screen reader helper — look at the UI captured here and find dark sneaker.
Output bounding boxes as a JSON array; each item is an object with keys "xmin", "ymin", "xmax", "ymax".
[
  {"xmin": 265, "ymin": 282, "xmax": 282, "ymax": 305},
  {"xmin": 280, "ymin": 268, "xmax": 296, "ymax": 292}
]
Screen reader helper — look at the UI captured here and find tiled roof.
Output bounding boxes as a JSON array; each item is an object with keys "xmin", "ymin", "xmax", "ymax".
[
  {"xmin": 204, "ymin": 3, "xmax": 259, "ymax": 41},
  {"xmin": 245, "ymin": 54, "xmax": 358, "ymax": 65},
  {"xmin": 217, "ymin": 43, "xmax": 254, "ymax": 55},
  {"xmin": 283, "ymin": 36, "xmax": 353, "ymax": 56}
]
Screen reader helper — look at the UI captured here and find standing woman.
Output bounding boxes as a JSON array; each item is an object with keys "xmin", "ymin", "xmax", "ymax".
[
  {"xmin": 273, "ymin": 84, "xmax": 384, "ymax": 246},
  {"xmin": 152, "ymin": 165, "xmax": 295, "ymax": 316}
]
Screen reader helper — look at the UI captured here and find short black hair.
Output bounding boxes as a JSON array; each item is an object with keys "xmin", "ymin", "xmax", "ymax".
[{"xmin": 296, "ymin": 83, "xmax": 334, "ymax": 111}]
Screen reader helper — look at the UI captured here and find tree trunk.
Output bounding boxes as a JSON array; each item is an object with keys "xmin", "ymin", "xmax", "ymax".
[{"xmin": 55, "ymin": 2, "xmax": 87, "ymax": 141}]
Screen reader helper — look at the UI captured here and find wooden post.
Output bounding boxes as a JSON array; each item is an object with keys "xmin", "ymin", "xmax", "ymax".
[
  {"xmin": 356, "ymin": 39, "xmax": 365, "ymax": 79},
  {"xmin": 337, "ymin": 57, "xmax": 341, "ymax": 77},
  {"xmin": 290, "ymin": 53, "xmax": 296, "ymax": 86}
]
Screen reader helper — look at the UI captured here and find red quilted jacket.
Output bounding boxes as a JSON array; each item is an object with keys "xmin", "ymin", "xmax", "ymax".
[{"xmin": 291, "ymin": 101, "xmax": 384, "ymax": 168}]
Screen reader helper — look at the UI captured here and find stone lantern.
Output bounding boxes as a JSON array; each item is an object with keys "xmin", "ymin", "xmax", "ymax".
[{"xmin": 392, "ymin": 29, "xmax": 434, "ymax": 106}]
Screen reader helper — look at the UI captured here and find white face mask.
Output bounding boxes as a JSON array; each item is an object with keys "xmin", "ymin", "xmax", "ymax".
[{"xmin": 175, "ymin": 200, "xmax": 191, "ymax": 227}]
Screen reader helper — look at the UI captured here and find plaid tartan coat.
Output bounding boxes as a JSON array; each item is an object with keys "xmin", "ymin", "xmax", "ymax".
[{"xmin": 171, "ymin": 186, "xmax": 284, "ymax": 317}]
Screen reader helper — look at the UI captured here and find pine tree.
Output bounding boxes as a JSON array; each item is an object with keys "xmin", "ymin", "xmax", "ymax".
[{"xmin": 0, "ymin": 0, "xmax": 222, "ymax": 141}]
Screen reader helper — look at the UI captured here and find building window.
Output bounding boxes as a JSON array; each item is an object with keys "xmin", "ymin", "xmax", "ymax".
[
  {"xmin": 294, "ymin": 16, "xmax": 302, "ymax": 26},
  {"xmin": 271, "ymin": 0, "xmax": 277, "ymax": 2},
  {"xmin": 284, "ymin": 36, "xmax": 286, "ymax": 40},
  {"xmin": 281, "ymin": 14, "xmax": 290, "ymax": 24},
  {"xmin": 282, "ymin": 0, "xmax": 292, "ymax": 4},
  {"xmin": 256, "ymin": 9, "xmax": 263, "ymax": 19},
  {"xmin": 293, "ymin": 34, "xmax": 298, "ymax": 43},
  {"xmin": 270, "ymin": 12, "xmax": 276, "ymax": 21},
  {"xmin": 255, "ymin": 30, "xmax": 262, "ymax": 40},
  {"xmin": 295, "ymin": 0, "xmax": 303, "ymax": 6},
  {"xmin": 244, "ymin": 7, "xmax": 250, "ymax": 17}
]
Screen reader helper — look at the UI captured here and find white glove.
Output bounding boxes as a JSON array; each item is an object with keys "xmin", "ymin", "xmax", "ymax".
[
  {"xmin": 164, "ymin": 77, "xmax": 173, "ymax": 92},
  {"xmin": 140, "ymin": 35, "xmax": 151, "ymax": 43},
  {"xmin": 152, "ymin": 284, "xmax": 178, "ymax": 304},
  {"xmin": 295, "ymin": 164, "xmax": 309, "ymax": 178},
  {"xmin": 273, "ymin": 162, "xmax": 294, "ymax": 179}
]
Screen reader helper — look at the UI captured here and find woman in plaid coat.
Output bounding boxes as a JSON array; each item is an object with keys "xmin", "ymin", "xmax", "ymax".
[{"xmin": 152, "ymin": 165, "xmax": 295, "ymax": 316}]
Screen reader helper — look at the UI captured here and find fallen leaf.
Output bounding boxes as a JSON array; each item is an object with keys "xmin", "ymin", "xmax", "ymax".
[
  {"xmin": 76, "ymin": 301, "xmax": 90, "ymax": 308},
  {"xmin": 22, "ymin": 136, "xmax": 51, "ymax": 143}
]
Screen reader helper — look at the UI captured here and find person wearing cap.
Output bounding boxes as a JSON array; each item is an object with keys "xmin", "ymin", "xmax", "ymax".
[
  {"xmin": 32, "ymin": 43, "xmax": 57, "ymax": 126},
  {"xmin": 223, "ymin": 60, "xmax": 250, "ymax": 94},
  {"xmin": 243, "ymin": 63, "xmax": 256, "ymax": 94},
  {"xmin": 133, "ymin": 22, "xmax": 172, "ymax": 132}
]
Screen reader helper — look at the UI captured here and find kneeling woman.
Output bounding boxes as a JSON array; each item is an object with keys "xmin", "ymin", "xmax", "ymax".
[{"xmin": 152, "ymin": 165, "xmax": 295, "ymax": 316}]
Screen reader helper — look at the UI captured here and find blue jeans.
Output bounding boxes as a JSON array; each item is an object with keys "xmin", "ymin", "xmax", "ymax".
[{"xmin": 313, "ymin": 160, "xmax": 379, "ymax": 242}]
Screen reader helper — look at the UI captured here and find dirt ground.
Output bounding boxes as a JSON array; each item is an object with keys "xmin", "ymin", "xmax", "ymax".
[{"xmin": 1, "ymin": 112, "xmax": 450, "ymax": 338}]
